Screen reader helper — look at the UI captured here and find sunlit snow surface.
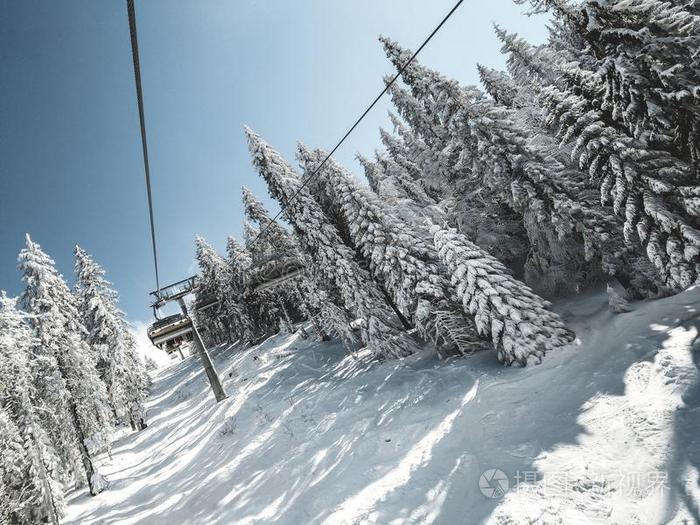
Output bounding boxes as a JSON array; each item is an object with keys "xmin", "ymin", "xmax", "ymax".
[{"xmin": 64, "ymin": 287, "xmax": 700, "ymax": 524}]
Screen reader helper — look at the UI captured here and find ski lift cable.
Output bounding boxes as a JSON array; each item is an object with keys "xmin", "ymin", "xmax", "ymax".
[
  {"xmin": 127, "ymin": 0, "xmax": 160, "ymax": 292},
  {"xmin": 126, "ymin": 0, "xmax": 463, "ymax": 286},
  {"xmin": 243, "ymin": 0, "xmax": 464, "ymax": 257}
]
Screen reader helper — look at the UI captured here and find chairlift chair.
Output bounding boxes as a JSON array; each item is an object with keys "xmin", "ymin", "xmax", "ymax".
[
  {"xmin": 147, "ymin": 313, "xmax": 194, "ymax": 351},
  {"xmin": 146, "ymin": 276, "xmax": 227, "ymax": 401},
  {"xmin": 250, "ymin": 254, "xmax": 305, "ymax": 292}
]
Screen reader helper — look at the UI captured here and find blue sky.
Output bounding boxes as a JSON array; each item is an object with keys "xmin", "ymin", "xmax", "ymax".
[{"xmin": 0, "ymin": 0, "xmax": 547, "ymax": 323}]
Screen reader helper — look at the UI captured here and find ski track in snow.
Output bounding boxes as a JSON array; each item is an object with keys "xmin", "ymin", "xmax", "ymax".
[{"xmin": 63, "ymin": 287, "xmax": 700, "ymax": 525}]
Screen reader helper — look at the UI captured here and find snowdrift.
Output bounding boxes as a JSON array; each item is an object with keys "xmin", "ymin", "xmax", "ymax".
[{"xmin": 64, "ymin": 287, "xmax": 700, "ymax": 524}]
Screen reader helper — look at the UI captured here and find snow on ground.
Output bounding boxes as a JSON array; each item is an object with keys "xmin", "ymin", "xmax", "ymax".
[{"xmin": 63, "ymin": 287, "xmax": 700, "ymax": 525}]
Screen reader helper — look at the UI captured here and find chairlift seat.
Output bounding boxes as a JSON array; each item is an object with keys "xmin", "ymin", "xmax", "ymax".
[
  {"xmin": 250, "ymin": 255, "xmax": 305, "ymax": 292},
  {"xmin": 147, "ymin": 313, "xmax": 193, "ymax": 349}
]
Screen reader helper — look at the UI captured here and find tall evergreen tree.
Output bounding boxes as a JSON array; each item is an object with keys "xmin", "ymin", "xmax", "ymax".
[
  {"xmin": 74, "ymin": 246, "xmax": 149, "ymax": 431},
  {"xmin": 528, "ymin": 0, "xmax": 700, "ymax": 290},
  {"xmin": 241, "ymin": 186, "xmax": 302, "ymax": 334},
  {"xmin": 382, "ymin": 41, "xmax": 585, "ymax": 294},
  {"xmin": 0, "ymin": 293, "xmax": 63, "ymax": 524},
  {"xmin": 432, "ymin": 226, "xmax": 575, "ymax": 365},
  {"xmin": 245, "ymin": 128, "xmax": 416, "ymax": 358},
  {"xmin": 194, "ymin": 236, "xmax": 236, "ymax": 345},
  {"xmin": 224, "ymin": 235, "xmax": 259, "ymax": 341},
  {"xmin": 18, "ymin": 235, "xmax": 111, "ymax": 495},
  {"xmin": 382, "ymin": 36, "xmax": 666, "ymax": 297},
  {"xmin": 477, "ymin": 64, "xmax": 519, "ymax": 107},
  {"xmin": 298, "ymin": 144, "xmax": 484, "ymax": 355}
]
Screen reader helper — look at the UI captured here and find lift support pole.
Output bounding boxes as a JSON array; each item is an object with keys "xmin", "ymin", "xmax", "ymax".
[{"xmin": 178, "ymin": 299, "xmax": 227, "ymax": 402}]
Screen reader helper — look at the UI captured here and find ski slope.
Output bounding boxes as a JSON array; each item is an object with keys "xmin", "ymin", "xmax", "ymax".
[{"xmin": 63, "ymin": 287, "xmax": 700, "ymax": 524}]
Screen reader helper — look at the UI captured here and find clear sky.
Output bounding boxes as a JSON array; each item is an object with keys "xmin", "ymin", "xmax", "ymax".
[{"xmin": 0, "ymin": 0, "xmax": 548, "ymax": 324}]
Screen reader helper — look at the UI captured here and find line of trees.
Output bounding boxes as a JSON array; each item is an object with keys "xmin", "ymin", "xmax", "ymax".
[
  {"xmin": 192, "ymin": 0, "xmax": 698, "ymax": 368},
  {"xmin": 1, "ymin": 237, "xmax": 150, "ymax": 524}
]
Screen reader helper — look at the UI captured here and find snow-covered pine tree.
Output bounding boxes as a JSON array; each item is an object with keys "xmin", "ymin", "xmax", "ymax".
[
  {"xmin": 0, "ymin": 293, "xmax": 63, "ymax": 525},
  {"xmin": 0, "ymin": 407, "xmax": 38, "ymax": 524},
  {"xmin": 492, "ymin": 24, "xmax": 560, "ymax": 88},
  {"xmin": 226, "ymin": 235, "xmax": 252, "ymax": 291},
  {"xmin": 223, "ymin": 235, "xmax": 259, "ymax": 342},
  {"xmin": 432, "ymin": 226, "xmax": 574, "ymax": 365},
  {"xmin": 531, "ymin": 1, "xmax": 700, "ymax": 290},
  {"xmin": 18, "ymin": 235, "xmax": 111, "ymax": 495},
  {"xmin": 238, "ymin": 221, "xmax": 288, "ymax": 336},
  {"xmin": 382, "ymin": 39, "xmax": 586, "ymax": 293},
  {"xmin": 356, "ymin": 152, "xmax": 445, "ymax": 231},
  {"xmin": 245, "ymin": 127, "xmax": 416, "ymax": 358},
  {"xmin": 564, "ymin": 0, "xmax": 699, "ymax": 166},
  {"xmin": 74, "ymin": 246, "xmax": 149, "ymax": 431},
  {"xmin": 379, "ymin": 89, "xmax": 533, "ymax": 274},
  {"xmin": 194, "ymin": 236, "xmax": 237, "ymax": 345},
  {"xmin": 241, "ymin": 186, "xmax": 303, "ymax": 333},
  {"xmin": 242, "ymin": 187, "xmax": 298, "ymax": 258},
  {"xmin": 372, "ymin": 133, "xmax": 435, "ymax": 207},
  {"xmin": 237, "ymin": 223, "xmax": 292, "ymax": 335},
  {"xmin": 7, "ymin": 300, "xmax": 82, "ymax": 488},
  {"xmin": 381, "ymin": 111, "xmax": 452, "ymax": 203},
  {"xmin": 383, "ymin": 36, "xmax": 666, "ymax": 297},
  {"xmin": 241, "ymin": 186, "xmax": 336, "ymax": 339},
  {"xmin": 298, "ymin": 144, "xmax": 483, "ymax": 355},
  {"xmin": 476, "ymin": 64, "xmax": 519, "ymax": 108},
  {"xmin": 0, "ymin": 413, "xmax": 12, "ymax": 524},
  {"xmin": 486, "ymin": 22, "xmax": 667, "ymax": 298}
]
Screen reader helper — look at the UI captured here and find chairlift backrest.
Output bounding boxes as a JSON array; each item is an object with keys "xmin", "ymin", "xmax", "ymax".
[
  {"xmin": 250, "ymin": 255, "xmax": 305, "ymax": 292},
  {"xmin": 147, "ymin": 313, "xmax": 193, "ymax": 350}
]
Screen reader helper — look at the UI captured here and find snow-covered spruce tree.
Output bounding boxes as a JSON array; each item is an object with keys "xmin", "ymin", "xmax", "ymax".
[
  {"xmin": 487, "ymin": 23, "xmax": 668, "ymax": 297},
  {"xmin": 383, "ymin": 37, "xmax": 666, "ymax": 297},
  {"xmin": 476, "ymin": 64, "xmax": 519, "ymax": 108},
  {"xmin": 241, "ymin": 187, "xmax": 303, "ymax": 332},
  {"xmin": 372, "ymin": 131, "xmax": 435, "ymax": 207},
  {"xmin": 381, "ymin": 95, "xmax": 533, "ymax": 275},
  {"xmin": 74, "ymin": 246, "xmax": 149, "ymax": 431},
  {"xmin": 0, "ymin": 415, "xmax": 12, "ymax": 524},
  {"xmin": 492, "ymin": 23, "xmax": 561, "ymax": 88},
  {"xmin": 378, "ymin": 69, "xmax": 536, "ymax": 278},
  {"xmin": 194, "ymin": 236, "xmax": 237, "ymax": 345},
  {"xmin": 239, "ymin": 221, "xmax": 293, "ymax": 335},
  {"xmin": 291, "ymin": 279, "xmax": 329, "ymax": 342},
  {"xmin": 381, "ymin": 82, "xmax": 460, "ymax": 202},
  {"xmin": 245, "ymin": 128, "xmax": 415, "ymax": 358},
  {"xmin": 298, "ymin": 144, "xmax": 484, "ymax": 354},
  {"xmin": 561, "ymin": 0, "xmax": 699, "ymax": 166},
  {"xmin": 356, "ymin": 152, "xmax": 445, "ymax": 231},
  {"xmin": 226, "ymin": 235, "xmax": 252, "ymax": 292},
  {"xmin": 382, "ymin": 45, "xmax": 586, "ymax": 294},
  {"xmin": 241, "ymin": 186, "xmax": 335, "ymax": 340},
  {"xmin": 18, "ymin": 235, "xmax": 111, "ymax": 496},
  {"xmin": 239, "ymin": 221, "xmax": 288, "ymax": 335},
  {"xmin": 527, "ymin": 2, "xmax": 700, "ymax": 290},
  {"xmin": 0, "ymin": 293, "xmax": 63, "ymax": 525},
  {"xmin": 432, "ymin": 226, "xmax": 574, "ymax": 365},
  {"xmin": 8, "ymin": 300, "xmax": 82, "ymax": 487},
  {"xmin": 242, "ymin": 186, "xmax": 298, "ymax": 258},
  {"xmin": 224, "ymin": 235, "xmax": 260, "ymax": 342},
  {"xmin": 382, "ymin": 111, "xmax": 454, "ymax": 203}
]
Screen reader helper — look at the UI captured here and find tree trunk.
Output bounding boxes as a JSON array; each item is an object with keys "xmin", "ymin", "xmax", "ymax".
[
  {"xmin": 378, "ymin": 283, "xmax": 413, "ymax": 330},
  {"xmin": 278, "ymin": 298, "xmax": 294, "ymax": 334},
  {"xmin": 310, "ymin": 313, "xmax": 330, "ymax": 341},
  {"xmin": 68, "ymin": 402, "xmax": 106, "ymax": 496},
  {"xmin": 29, "ymin": 426, "xmax": 60, "ymax": 525}
]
